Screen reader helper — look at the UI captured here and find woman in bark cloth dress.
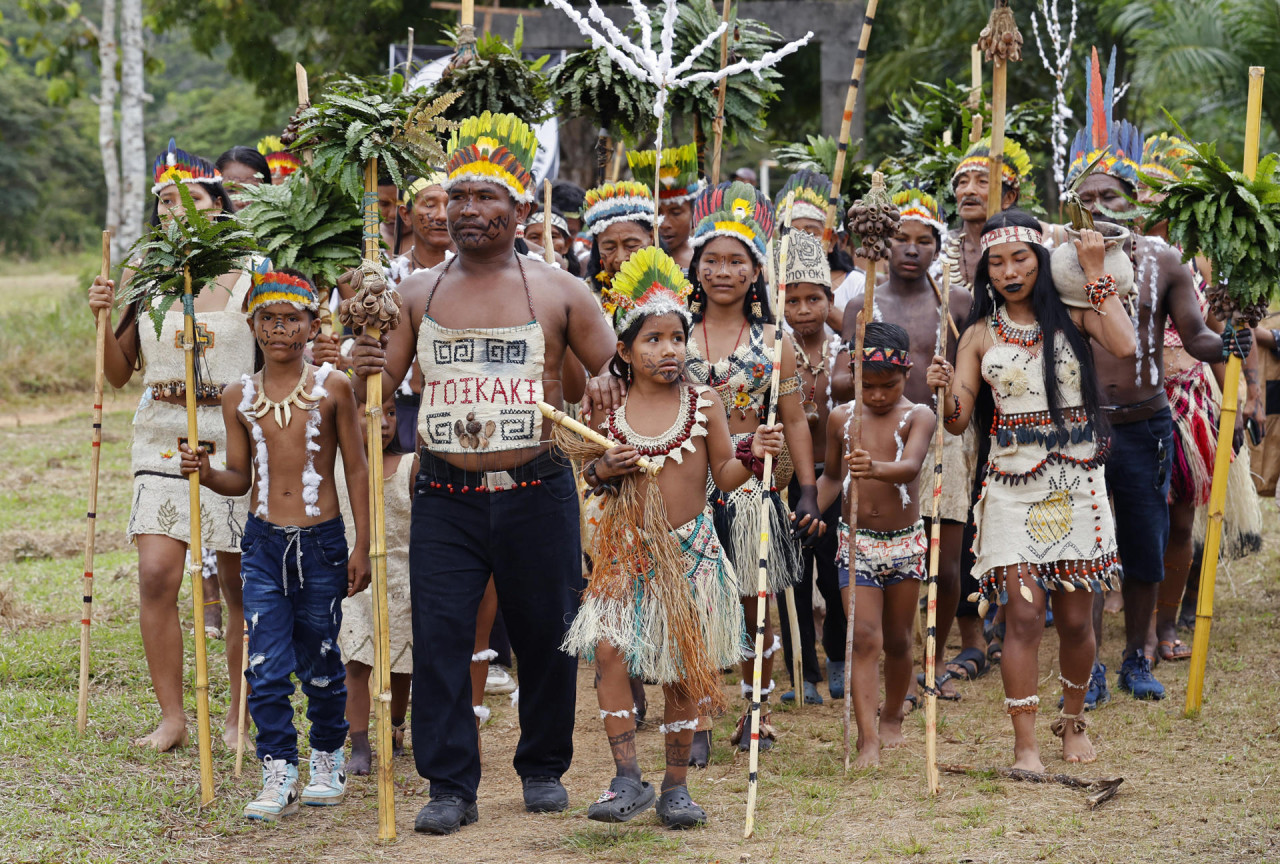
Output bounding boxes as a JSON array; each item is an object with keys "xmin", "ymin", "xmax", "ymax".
[
  {"xmin": 557, "ymin": 247, "xmax": 782, "ymax": 828},
  {"xmin": 86, "ymin": 143, "xmax": 253, "ymax": 752},
  {"xmin": 682, "ymin": 181, "xmax": 822, "ymax": 759},
  {"xmin": 926, "ymin": 208, "xmax": 1137, "ymax": 772}
]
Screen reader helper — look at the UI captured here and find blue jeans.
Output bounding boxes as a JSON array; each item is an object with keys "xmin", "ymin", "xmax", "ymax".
[
  {"xmin": 1104, "ymin": 408, "xmax": 1175, "ymax": 584},
  {"xmin": 241, "ymin": 514, "xmax": 350, "ymax": 765}
]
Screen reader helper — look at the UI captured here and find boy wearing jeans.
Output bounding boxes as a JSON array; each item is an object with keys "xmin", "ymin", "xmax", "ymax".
[{"xmin": 183, "ymin": 268, "xmax": 370, "ymax": 821}]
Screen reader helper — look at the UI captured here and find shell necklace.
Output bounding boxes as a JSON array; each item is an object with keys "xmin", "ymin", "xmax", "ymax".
[
  {"xmin": 607, "ymin": 386, "xmax": 706, "ymax": 470},
  {"xmin": 251, "ymin": 366, "xmax": 322, "ymax": 428}
]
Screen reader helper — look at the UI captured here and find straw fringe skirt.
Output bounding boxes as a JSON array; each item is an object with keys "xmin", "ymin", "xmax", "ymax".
[{"xmin": 710, "ymin": 432, "xmax": 802, "ymax": 596}]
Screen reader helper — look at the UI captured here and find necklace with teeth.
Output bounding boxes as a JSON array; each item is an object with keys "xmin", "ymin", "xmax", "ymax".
[{"xmin": 250, "ymin": 366, "xmax": 321, "ymax": 428}]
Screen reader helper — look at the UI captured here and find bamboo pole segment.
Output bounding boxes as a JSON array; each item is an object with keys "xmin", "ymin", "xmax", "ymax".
[
  {"xmin": 182, "ymin": 266, "xmax": 215, "ymax": 805},
  {"xmin": 360, "ymin": 157, "xmax": 397, "ymax": 841},
  {"xmin": 296, "ymin": 64, "xmax": 313, "ymax": 168},
  {"xmin": 1186, "ymin": 66, "xmax": 1266, "ymax": 716},
  {"xmin": 979, "ymin": 1, "xmax": 1021, "ymax": 218},
  {"xmin": 404, "ymin": 27, "xmax": 415, "ymax": 87},
  {"xmin": 610, "ymin": 140, "xmax": 626, "ymax": 184},
  {"xmin": 77, "ymin": 231, "xmax": 111, "ymax": 735},
  {"xmin": 783, "ymin": 584, "xmax": 803, "ymax": 709},
  {"xmin": 708, "ymin": 0, "xmax": 733, "ymax": 186},
  {"xmin": 922, "ymin": 266, "xmax": 951, "ymax": 797},
  {"xmin": 744, "ymin": 193, "xmax": 795, "ymax": 840},
  {"xmin": 457, "ymin": 0, "xmax": 478, "ymax": 63},
  {"xmin": 543, "ymin": 179, "xmax": 555, "ymax": 264},
  {"xmin": 537, "ymin": 402, "xmax": 661, "ymax": 475},
  {"xmin": 969, "ymin": 44, "xmax": 982, "ymax": 113},
  {"xmin": 821, "ymin": 0, "xmax": 881, "ymax": 251},
  {"xmin": 234, "ymin": 617, "xmax": 249, "ymax": 776},
  {"xmin": 926, "ymin": 272, "xmax": 960, "ymax": 340}
]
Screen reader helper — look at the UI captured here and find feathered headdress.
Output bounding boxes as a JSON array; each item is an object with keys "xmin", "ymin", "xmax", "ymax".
[
  {"xmin": 952, "ymin": 136, "xmax": 1033, "ymax": 190},
  {"xmin": 690, "ymin": 181, "xmax": 775, "ymax": 265},
  {"xmin": 152, "ymin": 138, "xmax": 222, "ymax": 195},
  {"xmin": 627, "ymin": 142, "xmax": 706, "ymax": 204},
  {"xmin": 776, "ymin": 170, "xmax": 832, "ymax": 225},
  {"xmin": 246, "ymin": 259, "xmax": 318, "ymax": 316},
  {"xmin": 1140, "ymin": 133, "xmax": 1195, "ymax": 185},
  {"xmin": 773, "ymin": 227, "xmax": 830, "ymax": 289},
  {"xmin": 601, "ymin": 246, "xmax": 693, "ymax": 334},
  {"xmin": 582, "ymin": 181, "xmax": 657, "ymax": 236},
  {"xmin": 892, "ymin": 188, "xmax": 946, "ymax": 235},
  {"xmin": 256, "ymin": 136, "xmax": 301, "ymax": 182},
  {"xmin": 1066, "ymin": 46, "xmax": 1142, "ymax": 188},
  {"xmin": 443, "ymin": 111, "xmax": 539, "ymax": 203},
  {"xmin": 402, "ymin": 171, "xmax": 449, "ymax": 205}
]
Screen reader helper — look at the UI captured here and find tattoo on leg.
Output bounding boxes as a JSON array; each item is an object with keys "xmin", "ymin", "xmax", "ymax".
[
  {"xmin": 608, "ymin": 729, "xmax": 641, "ymax": 778},
  {"xmin": 664, "ymin": 738, "xmax": 691, "ymax": 767}
]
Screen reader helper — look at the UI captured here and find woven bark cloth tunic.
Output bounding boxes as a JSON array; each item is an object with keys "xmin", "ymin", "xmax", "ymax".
[
  {"xmin": 126, "ymin": 271, "xmax": 253, "ymax": 551},
  {"xmin": 971, "ymin": 311, "xmax": 1121, "ymax": 606}
]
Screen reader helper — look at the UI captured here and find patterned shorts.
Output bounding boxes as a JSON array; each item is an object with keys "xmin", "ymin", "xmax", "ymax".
[{"xmin": 837, "ymin": 519, "xmax": 928, "ymax": 589}]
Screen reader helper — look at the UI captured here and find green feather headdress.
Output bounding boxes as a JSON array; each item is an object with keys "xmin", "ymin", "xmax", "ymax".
[
  {"xmin": 444, "ymin": 111, "xmax": 540, "ymax": 203},
  {"xmin": 628, "ymin": 143, "xmax": 705, "ymax": 204},
  {"xmin": 601, "ymin": 246, "xmax": 693, "ymax": 334}
]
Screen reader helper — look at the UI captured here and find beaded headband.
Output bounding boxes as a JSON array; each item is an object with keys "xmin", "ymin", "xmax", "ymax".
[
  {"xmin": 403, "ymin": 172, "xmax": 449, "ymax": 205},
  {"xmin": 247, "ymin": 263, "xmax": 318, "ymax": 316},
  {"xmin": 980, "ymin": 225, "xmax": 1044, "ymax": 253},
  {"xmin": 526, "ymin": 209, "xmax": 571, "ymax": 239},
  {"xmin": 582, "ymin": 181, "xmax": 657, "ymax": 236},
  {"xmin": 443, "ymin": 112, "xmax": 539, "ymax": 204},
  {"xmin": 152, "ymin": 138, "xmax": 222, "ymax": 195},
  {"xmin": 858, "ymin": 346, "xmax": 912, "ymax": 368}
]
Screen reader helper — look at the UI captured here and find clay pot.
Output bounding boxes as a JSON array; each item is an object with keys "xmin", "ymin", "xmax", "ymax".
[{"xmin": 1050, "ymin": 222, "xmax": 1134, "ymax": 309}]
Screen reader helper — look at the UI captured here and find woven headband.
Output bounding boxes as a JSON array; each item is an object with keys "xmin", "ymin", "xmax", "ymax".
[
  {"xmin": 857, "ymin": 346, "xmax": 912, "ymax": 368},
  {"xmin": 980, "ymin": 226, "xmax": 1044, "ymax": 253},
  {"xmin": 527, "ymin": 210, "xmax": 570, "ymax": 238}
]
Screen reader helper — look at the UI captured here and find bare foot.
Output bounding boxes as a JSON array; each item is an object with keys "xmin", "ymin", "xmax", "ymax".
[
  {"xmin": 134, "ymin": 716, "xmax": 189, "ymax": 752},
  {"xmin": 347, "ymin": 732, "xmax": 372, "ymax": 776},
  {"xmin": 852, "ymin": 737, "xmax": 881, "ymax": 770},
  {"xmin": 1011, "ymin": 742, "xmax": 1044, "ymax": 773},
  {"xmin": 1104, "ymin": 591, "xmax": 1124, "ymax": 615},
  {"xmin": 1061, "ymin": 726, "xmax": 1097, "ymax": 764},
  {"xmin": 879, "ymin": 717, "xmax": 907, "ymax": 750},
  {"xmin": 222, "ymin": 719, "xmax": 239, "ymax": 750}
]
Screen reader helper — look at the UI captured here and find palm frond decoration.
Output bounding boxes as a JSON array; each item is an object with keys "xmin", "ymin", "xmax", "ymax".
[
  {"xmin": 433, "ymin": 18, "xmax": 553, "ymax": 124},
  {"xmin": 236, "ymin": 170, "xmax": 364, "ymax": 291},
  {"xmin": 773, "ymin": 134, "xmax": 874, "ymax": 204},
  {"xmin": 292, "ymin": 74, "xmax": 460, "ymax": 202},
  {"xmin": 550, "ymin": 46, "xmax": 657, "ymax": 143},
  {"xmin": 120, "ymin": 183, "xmax": 260, "ymax": 338}
]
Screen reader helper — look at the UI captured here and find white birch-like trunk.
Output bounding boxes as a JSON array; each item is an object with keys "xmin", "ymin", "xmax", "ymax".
[
  {"xmin": 118, "ymin": 0, "xmax": 146, "ymax": 253},
  {"xmin": 96, "ymin": 0, "xmax": 123, "ymax": 260}
]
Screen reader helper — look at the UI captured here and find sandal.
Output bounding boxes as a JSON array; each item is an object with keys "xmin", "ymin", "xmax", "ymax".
[
  {"xmin": 915, "ymin": 673, "xmax": 963, "ymax": 702},
  {"xmin": 586, "ymin": 776, "xmax": 655, "ymax": 824},
  {"xmin": 729, "ymin": 705, "xmax": 776, "ymax": 752},
  {"xmin": 984, "ymin": 620, "xmax": 1005, "ymax": 664},
  {"xmin": 944, "ymin": 647, "xmax": 990, "ymax": 681},
  {"xmin": 656, "ymin": 785, "xmax": 707, "ymax": 830},
  {"xmin": 1158, "ymin": 639, "xmax": 1192, "ymax": 662}
]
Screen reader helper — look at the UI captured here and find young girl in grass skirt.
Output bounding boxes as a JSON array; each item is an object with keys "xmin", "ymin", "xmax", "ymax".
[{"xmin": 557, "ymin": 248, "xmax": 783, "ymax": 829}]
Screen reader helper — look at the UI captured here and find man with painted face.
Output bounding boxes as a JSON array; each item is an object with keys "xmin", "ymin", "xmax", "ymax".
[
  {"xmin": 388, "ymin": 173, "xmax": 454, "ymax": 285},
  {"xmin": 349, "ymin": 112, "xmax": 619, "ymax": 835},
  {"xmin": 1065, "ymin": 50, "xmax": 1251, "ymax": 705},
  {"xmin": 833, "ymin": 189, "xmax": 974, "ymax": 700}
]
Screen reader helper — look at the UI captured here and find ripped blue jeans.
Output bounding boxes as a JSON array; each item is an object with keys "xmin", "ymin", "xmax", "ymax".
[{"xmin": 241, "ymin": 514, "xmax": 350, "ymax": 765}]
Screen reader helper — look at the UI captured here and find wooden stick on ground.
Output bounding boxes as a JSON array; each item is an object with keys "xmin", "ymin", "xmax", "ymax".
[
  {"xmin": 1186, "ymin": 65, "xmax": 1266, "ymax": 716},
  {"xmin": 234, "ymin": 617, "xmax": 249, "ymax": 776},
  {"xmin": 708, "ymin": 0, "xmax": 733, "ymax": 186},
  {"xmin": 922, "ymin": 266, "xmax": 951, "ymax": 796},
  {"xmin": 77, "ymin": 230, "xmax": 111, "ymax": 735},
  {"xmin": 821, "ymin": 0, "xmax": 881, "ymax": 252},
  {"xmin": 939, "ymin": 764, "xmax": 1124, "ymax": 809},
  {"xmin": 182, "ymin": 266, "xmax": 215, "ymax": 806},
  {"xmin": 744, "ymin": 193, "xmax": 796, "ymax": 839}
]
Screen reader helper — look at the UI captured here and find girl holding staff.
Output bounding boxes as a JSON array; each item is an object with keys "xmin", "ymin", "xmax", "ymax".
[{"xmin": 86, "ymin": 143, "xmax": 252, "ymax": 752}]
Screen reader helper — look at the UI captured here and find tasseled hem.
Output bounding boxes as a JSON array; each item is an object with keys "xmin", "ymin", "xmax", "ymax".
[
  {"xmin": 1167, "ymin": 365, "xmax": 1216, "ymax": 506},
  {"xmin": 712, "ymin": 483, "xmax": 801, "ymax": 595},
  {"xmin": 1193, "ymin": 442, "xmax": 1264, "ymax": 561},
  {"xmin": 969, "ymin": 555, "xmax": 1122, "ymax": 616}
]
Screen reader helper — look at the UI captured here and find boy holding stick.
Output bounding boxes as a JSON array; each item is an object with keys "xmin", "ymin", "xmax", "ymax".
[{"xmin": 182, "ymin": 269, "xmax": 371, "ymax": 821}]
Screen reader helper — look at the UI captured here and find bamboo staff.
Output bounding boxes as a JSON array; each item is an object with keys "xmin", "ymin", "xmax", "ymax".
[
  {"xmin": 404, "ymin": 27, "xmax": 415, "ymax": 86},
  {"xmin": 76, "ymin": 231, "xmax": 111, "ymax": 735},
  {"xmin": 744, "ymin": 193, "xmax": 795, "ymax": 840},
  {"xmin": 708, "ymin": 0, "xmax": 733, "ymax": 186},
  {"xmin": 609, "ymin": 140, "xmax": 626, "ymax": 184},
  {"xmin": 922, "ymin": 266, "xmax": 951, "ymax": 796},
  {"xmin": 542, "ymin": 179, "xmax": 555, "ymax": 265},
  {"xmin": 181, "ymin": 266, "xmax": 215, "ymax": 805},
  {"xmin": 361, "ymin": 158, "xmax": 397, "ymax": 841},
  {"xmin": 968, "ymin": 44, "xmax": 982, "ymax": 114},
  {"xmin": 926, "ymin": 272, "xmax": 960, "ymax": 340},
  {"xmin": 821, "ymin": 0, "xmax": 881, "ymax": 251},
  {"xmin": 1186, "ymin": 66, "xmax": 1266, "ymax": 716},
  {"xmin": 979, "ymin": 1, "xmax": 1022, "ymax": 218},
  {"xmin": 234, "ymin": 618, "xmax": 249, "ymax": 776},
  {"xmin": 537, "ymin": 402, "xmax": 661, "ymax": 475}
]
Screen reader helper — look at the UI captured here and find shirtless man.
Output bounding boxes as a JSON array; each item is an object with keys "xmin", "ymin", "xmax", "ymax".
[
  {"xmin": 350, "ymin": 113, "xmax": 619, "ymax": 835},
  {"xmin": 832, "ymin": 191, "xmax": 973, "ymax": 698}
]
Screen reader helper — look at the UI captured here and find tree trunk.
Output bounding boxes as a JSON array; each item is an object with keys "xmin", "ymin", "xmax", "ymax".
[
  {"xmin": 118, "ymin": 0, "xmax": 146, "ymax": 254},
  {"xmin": 693, "ymin": 112, "xmax": 708, "ymax": 180},
  {"xmin": 97, "ymin": 0, "xmax": 122, "ymax": 261}
]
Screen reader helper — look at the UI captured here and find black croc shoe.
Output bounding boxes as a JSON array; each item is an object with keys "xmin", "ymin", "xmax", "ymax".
[
  {"xmin": 586, "ymin": 776, "xmax": 656, "ymax": 823},
  {"xmin": 656, "ymin": 785, "xmax": 707, "ymax": 829}
]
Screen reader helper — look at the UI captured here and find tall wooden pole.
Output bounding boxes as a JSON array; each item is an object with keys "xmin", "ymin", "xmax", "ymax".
[
  {"xmin": 234, "ymin": 617, "xmax": 249, "ymax": 776},
  {"xmin": 361, "ymin": 157, "xmax": 397, "ymax": 840},
  {"xmin": 542, "ymin": 180, "xmax": 555, "ymax": 265},
  {"xmin": 922, "ymin": 267, "xmax": 950, "ymax": 796},
  {"xmin": 980, "ymin": 1, "xmax": 1022, "ymax": 217},
  {"xmin": 182, "ymin": 266, "xmax": 215, "ymax": 805},
  {"xmin": 708, "ymin": 0, "xmax": 733, "ymax": 186},
  {"xmin": 821, "ymin": 0, "xmax": 881, "ymax": 251},
  {"xmin": 77, "ymin": 231, "xmax": 111, "ymax": 735},
  {"xmin": 1185, "ymin": 66, "xmax": 1266, "ymax": 716},
  {"xmin": 744, "ymin": 194, "xmax": 795, "ymax": 839}
]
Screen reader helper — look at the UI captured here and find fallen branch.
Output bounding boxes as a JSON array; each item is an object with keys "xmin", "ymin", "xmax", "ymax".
[{"xmin": 939, "ymin": 763, "xmax": 1124, "ymax": 809}]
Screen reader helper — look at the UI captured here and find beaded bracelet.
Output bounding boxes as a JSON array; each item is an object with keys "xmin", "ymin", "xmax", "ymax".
[
  {"xmin": 945, "ymin": 394, "xmax": 962, "ymax": 424},
  {"xmin": 1084, "ymin": 273, "xmax": 1117, "ymax": 315}
]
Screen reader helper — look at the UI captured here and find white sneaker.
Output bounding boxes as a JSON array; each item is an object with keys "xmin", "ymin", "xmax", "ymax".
[
  {"xmin": 301, "ymin": 748, "xmax": 347, "ymax": 806},
  {"xmin": 244, "ymin": 756, "xmax": 299, "ymax": 822},
  {"xmin": 485, "ymin": 664, "xmax": 517, "ymax": 695}
]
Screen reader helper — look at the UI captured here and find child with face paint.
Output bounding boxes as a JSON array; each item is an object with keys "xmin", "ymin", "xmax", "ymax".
[
  {"xmin": 816, "ymin": 322, "xmax": 934, "ymax": 769},
  {"xmin": 561, "ymin": 248, "xmax": 782, "ymax": 828},
  {"xmin": 181, "ymin": 268, "xmax": 371, "ymax": 822}
]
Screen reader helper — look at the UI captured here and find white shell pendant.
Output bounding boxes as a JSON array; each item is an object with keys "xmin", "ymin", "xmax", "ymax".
[{"xmin": 1019, "ymin": 583, "xmax": 1034, "ymax": 604}]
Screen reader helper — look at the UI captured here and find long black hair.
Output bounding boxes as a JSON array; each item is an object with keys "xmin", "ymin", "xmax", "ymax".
[
  {"xmin": 216, "ymin": 146, "xmax": 273, "ymax": 187},
  {"xmin": 687, "ymin": 236, "xmax": 774, "ymax": 325},
  {"xmin": 584, "ymin": 220, "xmax": 668, "ymax": 290},
  {"xmin": 607, "ymin": 309, "xmax": 692, "ymax": 382},
  {"xmin": 966, "ymin": 208, "xmax": 1107, "ymax": 434}
]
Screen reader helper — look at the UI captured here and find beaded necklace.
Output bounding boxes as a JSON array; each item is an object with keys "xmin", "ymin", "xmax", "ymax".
[
  {"xmin": 792, "ymin": 334, "xmax": 827, "ymax": 421},
  {"xmin": 606, "ymin": 385, "xmax": 710, "ymax": 470},
  {"xmin": 993, "ymin": 304, "xmax": 1042, "ymax": 349}
]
